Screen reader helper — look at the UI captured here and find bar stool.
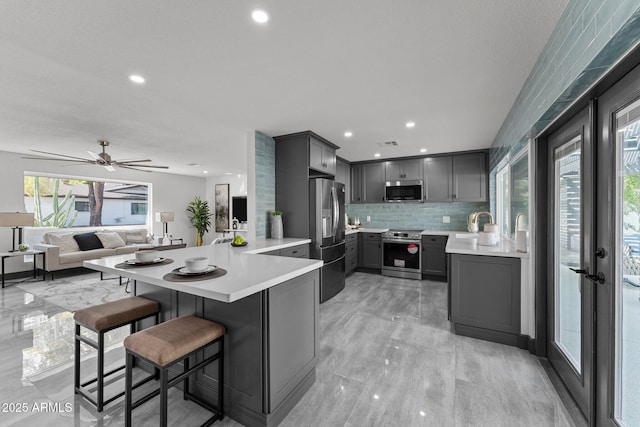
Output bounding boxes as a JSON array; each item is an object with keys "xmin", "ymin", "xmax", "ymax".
[
  {"xmin": 124, "ymin": 315, "xmax": 225, "ymax": 427},
  {"xmin": 74, "ymin": 296, "xmax": 160, "ymax": 412}
]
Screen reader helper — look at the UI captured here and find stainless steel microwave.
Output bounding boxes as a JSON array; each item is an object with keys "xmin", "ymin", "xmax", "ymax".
[{"xmin": 384, "ymin": 180, "xmax": 423, "ymax": 202}]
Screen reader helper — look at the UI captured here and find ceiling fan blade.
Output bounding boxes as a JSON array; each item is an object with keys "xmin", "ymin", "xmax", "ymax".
[
  {"xmin": 114, "ymin": 159, "xmax": 152, "ymax": 164},
  {"xmin": 30, "ymin": 149, "xmax": 92, "ymax": 162},
  {"xmin": 87, "ymin": 150, "xmax": 101, "ymax": 160},
  {"xmin": 103, "ymin": 164, "xmax": 116, "ymax": 172},
  {"xmin": 120, "ymin": 164, "xmax": 169, "ymax": 169},
  {"xmin": 119, "ymin": 165, "xmax": 152, "ymax": 172},
  {"xmin": 22, "ymin": 156, "xmax": 94, "ymax": 164}
]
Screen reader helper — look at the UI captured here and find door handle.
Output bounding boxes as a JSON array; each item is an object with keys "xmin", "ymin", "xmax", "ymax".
[
  {"xmin": 594, "ymin": 248, "xmax": 606, "ymax": 258},
  {"xmin": 570, "ymin": 267, "xmax": 605, "ymax": 284}
]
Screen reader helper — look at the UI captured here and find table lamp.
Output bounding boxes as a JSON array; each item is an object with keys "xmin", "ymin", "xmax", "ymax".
[
  {"xmin": 0, "ymin": 212, "xmax": 35, "ymax": 252},
  {"xmin": 155, "ymin": 211, "xmax": 174, "ymax": 243}
]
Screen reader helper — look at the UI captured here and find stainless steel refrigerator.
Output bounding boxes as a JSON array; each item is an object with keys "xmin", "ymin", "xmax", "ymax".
[{"xmin": 309, "ymin": 178, "xmax": 346, "ymax": 303}]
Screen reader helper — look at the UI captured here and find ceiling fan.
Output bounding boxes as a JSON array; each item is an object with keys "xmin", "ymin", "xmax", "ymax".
[{"xmin": 23, "ymin": 140, "xmax": 169, "ymax": 172}]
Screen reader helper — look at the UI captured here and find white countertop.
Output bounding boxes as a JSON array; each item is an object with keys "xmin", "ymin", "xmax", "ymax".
[
  {"xmin": 83, "ymin": 238, "xmax": 321, "ymax": 303},
  {"xmin": 345, "ymin": 228, "xmax": 388, "ymax": 235},
  {"xmin": 445, "ymin": 233, "xmax": 529, "ymax": 259}
]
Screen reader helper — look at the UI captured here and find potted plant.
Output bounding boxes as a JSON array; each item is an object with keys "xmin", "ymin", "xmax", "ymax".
[
  {"xmin": 271, "ymin": 210, "xmax": 283, "ymax": 240},
  {"xmin": 187, "ymin": 196, "xmax": 212, "ymax": 246}
]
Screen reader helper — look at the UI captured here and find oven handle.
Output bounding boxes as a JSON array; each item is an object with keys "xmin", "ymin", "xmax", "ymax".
[{"xmin": 382, "ymin": 239, "xmax": 421, "ymax": 245}]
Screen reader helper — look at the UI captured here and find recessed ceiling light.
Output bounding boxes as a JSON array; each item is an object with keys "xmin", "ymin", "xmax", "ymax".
[
  {"xmin": 374, "ymin": 153, "xmax": 381, "ymax": 158},
  {"xmin": 129, "ymin": 74, "xmax": 145, "ymax": 84},
  {"xmin": 224, "ymin": 172, "xmax": 233, "ymax": 175},
  {"xmin": 252, "ymin": 10, "xmax": 269, "ymax": 23},
  {"xmin": 344, "ymin": 131, "xmax": 353, "ymax": 138},
  {"xmin": 203, "ymin": 170, "xmax": 208, "ymax": 174},
  {"xmin": 420, "ymin": 148, "xmax": 427, "ymax": 153},
  {"xmin": 406, "ymin": 121, "xmax": 415, "ymax": 128}
]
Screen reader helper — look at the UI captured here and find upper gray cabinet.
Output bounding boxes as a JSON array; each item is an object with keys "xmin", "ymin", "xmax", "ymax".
[
  {"xmin": 452, "ymin": 153, "xmax": 487, "ymax": 202},
  {"xmin": 424, "ymin": 156, "xmax": 453, "ymax": 202},
  {"xmin": 309, "ymin": 135, "xmax": 336, "ymax": 176},
  {"xmin": 349, "ymin": 162, "xmax": 385, "ymax": 204},
  {"xmin": 335, "ymin": 158, "xmax": 351, "ymax": 202},
  {"xmin": 424, "ymin": 152, "xmax": 488, "ymax": 202},
  {"xmin": 384, "ymin": 159, "xmax": 423, "ymax": 181}
]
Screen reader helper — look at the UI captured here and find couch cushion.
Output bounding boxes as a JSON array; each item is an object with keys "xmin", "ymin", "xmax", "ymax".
[
  {"xmin": 45, "ymin": 232, "xmax": 80, "ymax": 253},
  {"xmin": 59, "ymin": 248, "xmax": 116, "ymax": 264},
  {"xmin": 95, "ymin": 231, "xmax": 126, "ymax": 249},
  {"xmin": 74, "ymin": 232, "xmax": 104, "ymax": 251}
]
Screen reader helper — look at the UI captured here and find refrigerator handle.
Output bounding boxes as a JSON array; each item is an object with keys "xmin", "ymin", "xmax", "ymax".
[{"xmin": 331, "ymin": 186, "xmax": 339, "ymax": 241}]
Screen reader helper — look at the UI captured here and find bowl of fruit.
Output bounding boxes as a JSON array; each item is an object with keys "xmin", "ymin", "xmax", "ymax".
[{"xmin": 231, "ymin": 235, "xmax": 248, "ymax": 247}]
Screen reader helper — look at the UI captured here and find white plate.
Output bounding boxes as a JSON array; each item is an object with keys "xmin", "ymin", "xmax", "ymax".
[
  {"xmin": 173, "ymin": 265, "xmax": 217, "ymax": 276},
  {"xmin": 125, "ymin": 257, "xmax": 166, "ymax": 265}
]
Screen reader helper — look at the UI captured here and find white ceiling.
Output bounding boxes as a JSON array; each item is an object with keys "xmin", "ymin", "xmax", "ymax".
[{"xmin": 0, "ymin": 1, "xmax": 568, "ymax": 177}]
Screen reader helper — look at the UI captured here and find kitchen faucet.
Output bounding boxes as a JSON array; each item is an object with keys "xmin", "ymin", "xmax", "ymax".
[{"xmin": 472, "ymin": 211, "xmax": 494, "ymax": 225}]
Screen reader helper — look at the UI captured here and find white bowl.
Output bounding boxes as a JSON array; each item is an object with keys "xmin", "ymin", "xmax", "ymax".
[
  {"xmin": 184, "ymin": 256, "xmax": 209, "ymax": 272},
  {"xmin": 135, "ymin": 250, "xmax": 158, "ymax": 262},
  {"xmin": 478, "ymin": 231, "xmax": 498, "ymax": 246}
]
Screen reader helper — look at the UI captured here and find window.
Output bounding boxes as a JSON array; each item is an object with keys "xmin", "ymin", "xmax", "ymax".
[
  {"xmin": 75, "ymin": 201, "xmax": 90, "ymax": 212},
  {"xmin": 496, "ymin": 165, "xmax": 510, "ymax": 236},
  {"xmin": 24, "ymin": 174, "xmax": 150, "ymax": 227},
  {"xmin": 131, "ymin": 202, "xmax": 147, "ymax": 215}
]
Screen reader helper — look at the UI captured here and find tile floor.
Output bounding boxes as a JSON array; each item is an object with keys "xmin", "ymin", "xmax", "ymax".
[{"xmin": 0, "ymin": 271, "xmax": 574, "ymax": 426}]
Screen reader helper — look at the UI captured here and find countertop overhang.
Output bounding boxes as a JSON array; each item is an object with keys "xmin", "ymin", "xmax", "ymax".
[{"xmin": 84, "ymin": 238, "xmax": 321, "ymax": 303}]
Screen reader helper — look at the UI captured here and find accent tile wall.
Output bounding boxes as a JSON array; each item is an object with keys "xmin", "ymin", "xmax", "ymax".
[
  {"xmin": 255, "ymin": 131, "xmax": 275, "ymax": 238},
  {"xmin": 345, "ymin": 202, "xmax": 489, "ymax": 231},
  {"xmin": 490, "ymin": 1, "xmax": 640, "ymax": 167}
]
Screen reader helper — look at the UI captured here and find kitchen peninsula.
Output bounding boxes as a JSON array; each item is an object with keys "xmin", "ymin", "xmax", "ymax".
[{"xmin": 84, "ymin": 238, "xmax": 321, "ymax": 427}]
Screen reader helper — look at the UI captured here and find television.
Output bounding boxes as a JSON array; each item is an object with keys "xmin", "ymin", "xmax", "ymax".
[{"xmin": 232, "ymin": 196, "xmax": 247, "ymax": 222}]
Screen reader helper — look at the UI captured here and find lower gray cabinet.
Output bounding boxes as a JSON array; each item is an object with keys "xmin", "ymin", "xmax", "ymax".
[
  {"xmin": 450, "ymin": 254, "xmax": 521, "ymax": 345},
  {"xmin": 421, "ymin": 235, "xmax": 447, "ymax": 277},
  {"xmin": 359, "ymin": 232, "xmax": 381, "ymax": 269},
  {"xmin": 261, "ymin": 243, "xmax": 309, "ymax": 258},
  {"xmin": 345, "ymin": 233, "xmax": 358, "ymax": 274}
]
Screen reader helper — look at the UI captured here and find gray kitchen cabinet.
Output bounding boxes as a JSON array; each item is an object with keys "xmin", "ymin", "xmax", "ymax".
[
  {"xmin": 350, "ymin": 164, "xmax": 363, "ymax": 203},
  {"xmin": 362, "ymin": 162, "xmax": 385, "ymax": 203},
  {"xmin": 452, "ymin": 152, "xmax": 487, "ymax": 202},
  {"xmin": 309, "ymin": 135, "xmax": 336, "ymax": 176},
  {"xmin": 260, "ymin": 243, "xmax": 309, "ymax": 258},
  {"xmin": 449, "ymin": 254, "xmax": 521, "ymax": 346},
  {"xmin": 421, "ymin": 235, "xmax": 448, "ymax": 277},
  {"xmin": 359, "ymin": 232, "xmax": 382, "ymax": 269},
  {"xmin": 336, "ymin": 158, "xmax": 351, "ymax": 204},
  {"xmin": 345, "ymin": 233, "xmax": 358, "ymax": 274},
  {"xmin": 424, "ymin": 156, "xmax": 453, "ymax": 202},
  {"xmin": 385, "ymin": 159, "xmax": 423, "ymax": 181},
  {"xmin": 423, "ymin": 152, "xmax": 488, "ymax": 202}
]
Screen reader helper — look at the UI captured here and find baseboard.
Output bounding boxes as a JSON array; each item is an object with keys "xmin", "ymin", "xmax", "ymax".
[
  {"xmin": 454, "ymin": 324, "xmax": 519, "ymax": 346},
  {"xmin": 517, "ymin": 334, "xmax": 536, "ymax": 354}
]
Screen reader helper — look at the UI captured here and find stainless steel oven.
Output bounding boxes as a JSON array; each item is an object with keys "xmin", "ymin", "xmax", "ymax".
[{"xmin": 381, "ymin": 230, "xmax": 422, "ymax": 280}]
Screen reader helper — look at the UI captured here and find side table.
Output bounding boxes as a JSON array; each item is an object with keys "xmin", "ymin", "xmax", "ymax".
[
  {"xmin": 1, "ymin": 250, "xmax": 46, "ymax": 288},
  {"xmin": 152, "ymin": 243, "xmax": 187, "ymax": 251}
]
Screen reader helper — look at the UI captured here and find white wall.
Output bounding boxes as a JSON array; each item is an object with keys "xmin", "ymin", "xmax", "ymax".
[
  {"xmin": 0, "ymin": 150, "xmax": 207, "ymax": 273},
  {"xmin": 204, "ymin": 173, "xmax": 248, "ymax": 244}
]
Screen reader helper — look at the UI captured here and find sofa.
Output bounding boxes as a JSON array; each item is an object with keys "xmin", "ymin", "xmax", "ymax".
[{"xmin": 34, "ymin": 228, "xmax": 153, "ymax": 277}]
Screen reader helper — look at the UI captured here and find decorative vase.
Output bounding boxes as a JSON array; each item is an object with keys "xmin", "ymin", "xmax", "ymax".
[
  {"xmin": 271, "ymin": 215, "xmax": 283, "ymax": 240},
  {"xmin": 195, "ymin": 232, "xmax": 203, "ymax": 246}
]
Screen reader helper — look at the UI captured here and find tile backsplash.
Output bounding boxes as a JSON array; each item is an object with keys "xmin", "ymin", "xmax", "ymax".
[{"xmin": 345, "ymin": 201, "xmax": 490, "ymax": 231}]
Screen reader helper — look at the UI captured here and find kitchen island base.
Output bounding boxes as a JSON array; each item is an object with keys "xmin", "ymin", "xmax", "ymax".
[{"xmin": 134, "ymin": 269, "xmax": 320, "ymax": 427}]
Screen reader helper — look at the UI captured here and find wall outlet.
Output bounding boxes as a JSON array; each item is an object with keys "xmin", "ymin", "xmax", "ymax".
[
  {"xmin": 443, "ymin": 216, "xmax": 450, "ymax": 223},
  {"xmin": 366, "ymin": 215, "xmax": 371, "ymax": 222}
]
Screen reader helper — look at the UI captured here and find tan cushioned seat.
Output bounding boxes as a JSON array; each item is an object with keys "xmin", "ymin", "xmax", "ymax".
[
  {"xmin": 59, "ymin": 248, "xmax": 116, "ymax": 264},
  {"xmin": 124, "ymin": 315, "xmax": 225, "ymax": 367},
  {"xmin": 74, "ymin": 297, "xmax": 160, "ymax": 332}
]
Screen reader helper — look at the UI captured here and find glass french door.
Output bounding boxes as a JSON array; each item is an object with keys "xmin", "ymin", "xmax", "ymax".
[
  {"xmin": 596, "ymin": 63, "xmax": 640, "ymax": 427},
  {"xmin": 547, "ymin": 106, "xmax": 593, "ymax": 422}
]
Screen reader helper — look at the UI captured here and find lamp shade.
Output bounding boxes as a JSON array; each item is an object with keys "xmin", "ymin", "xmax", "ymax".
[
  {"xmin": 155, "ymin": 212, "xmax": 174, "ymax": 223},
  {"xmin": 0, "ymin": 212, "xmax": 34, "ymax": 227}
]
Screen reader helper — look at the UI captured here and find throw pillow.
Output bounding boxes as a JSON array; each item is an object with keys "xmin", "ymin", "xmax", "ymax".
[
  {"xmin": 47, "ymin": 232, "xmax": 80, "ymax": 253},
  {"xmin": 125, "ymin": 231, "xmax": 148, "ymax": 244},
  {"xmin": 73, "ymin": 232, "xmax": 104, "ymax": 251},
  {"xmin": 95, "ymin": 231, "xmax": 126, "ymax": 249}
]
